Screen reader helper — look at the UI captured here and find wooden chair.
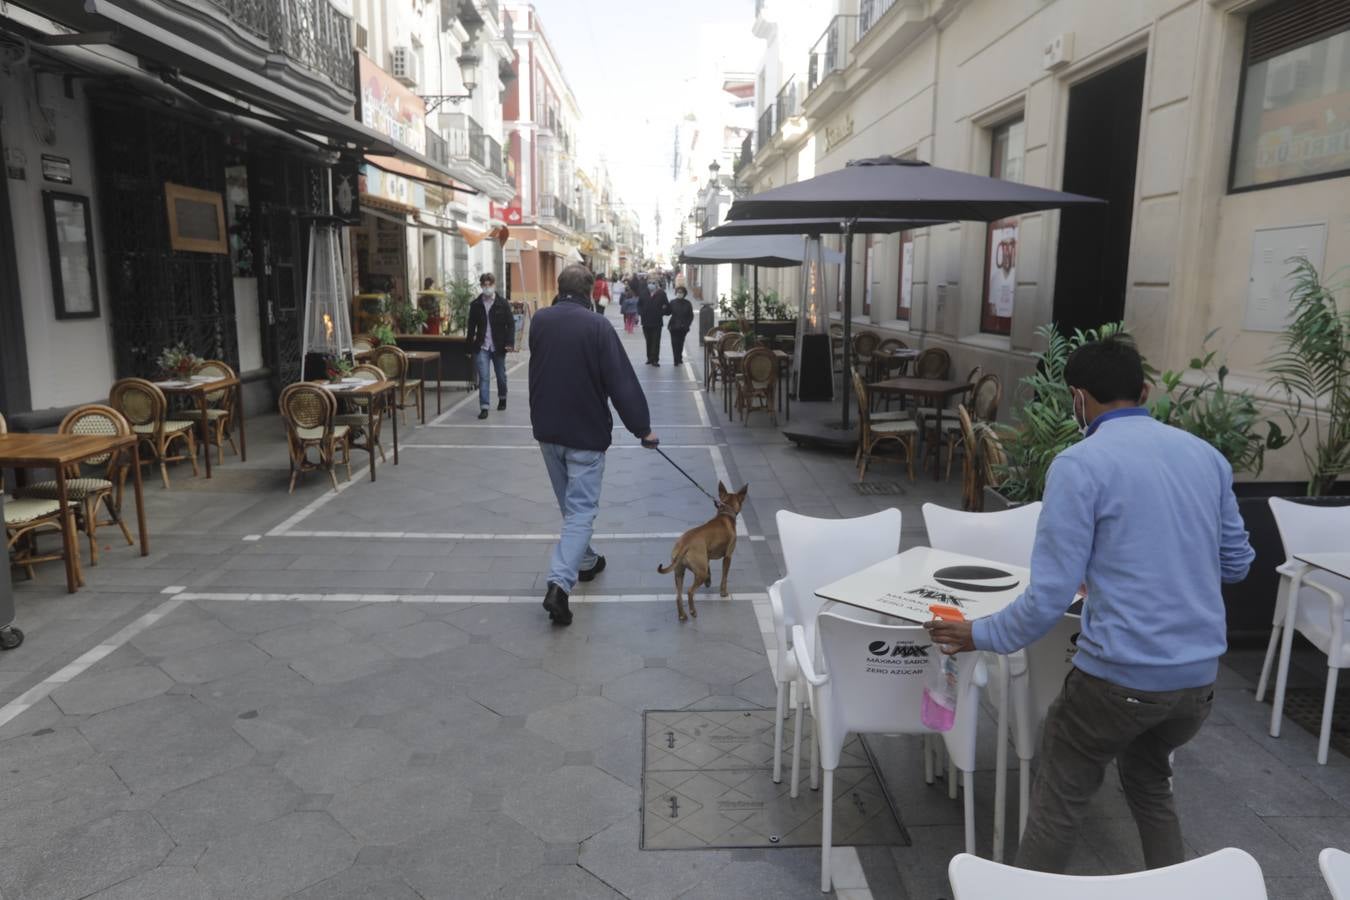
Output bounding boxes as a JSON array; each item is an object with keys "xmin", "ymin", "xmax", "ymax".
[
  {"xmin": 877, "ymin": 337, "xmax": 910, "ymax": 378},
  {"xmin": 956, "ymin": 405, "xmax": 982, "ymax": 510},
  {"xmin": 702, "ymin": 326, "xmax": 721, "ymax": 390},
  {"xmin": 14, "ymin": 404, "xmax": 134, "ymax": 566},
  {"xmin": 352, "ymin": 335, "xmax": 376, "ymax": 354},
  {"xmin": 182, "ymin": 359, "xmax": 239, "ymax": 466},
  {"xmin": 736, "ymin": 347, "xmax": 778, "ymax": 426},
  {"xmin": 111, "ymin": 377, "xmax": 198, "ymax": 490},
  {"xmin": 939, "ymin": 376, "xmax": 1002, "ymax": 482},
  {"xmin": 851, "ymin": 370, "xmax": 917, "ymax": 482},
  {"xmin": 334, "ymin": 363, "xmax": 387, "ymax": 465},
  {"xmin": 852, "ymin": 330, "xmax": 881, "ymax": 381},
  {"xmin": 914, "ymin": 347, "xmax": 952, "ymax": 380},
  {"xmin": 979, "ymin": 427, "xmax": 1007, "ymax": 496},
  {"xmin": 917, "ymin": 363, "xmax": 979, "ymax": 443},
  {"xmin": 371, "ymin": 345, "xmax": 423, "ymax": 426},
  {"xmin": 829, "ymin": 323, "xmax": 845, "ymax": 374},
  {"xmin": 279, "ymin": 383, "xmax": 351, "ymax": 494},
  {"xmin": 712, "ymin": 332, "xmax": 744, "ymax": 412},
  {"xmin": 1, "ymin": 413, "xmax": 71, "ymax": 582}
]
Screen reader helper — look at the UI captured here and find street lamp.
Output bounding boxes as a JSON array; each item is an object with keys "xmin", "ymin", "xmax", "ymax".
[{"xmin": 421, "ymin": 44, "xmax": 481, "ymax": 113}]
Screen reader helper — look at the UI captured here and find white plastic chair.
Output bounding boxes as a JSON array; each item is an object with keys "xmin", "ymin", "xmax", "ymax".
[
  {"xmin": 771, "ymin": 508, "xmax": 902, "ymax": 796},
  {"xmin": 1321, "ymin": 847, "xmax": 1350, "ymax": 900},
  {"xmin": 922, "ymin": 501, "xmax": 1043, "ymax": 858},
  {"xmin": 1260, "ymin": 498, "xmax": 1350, "ymax": 764},
  {"xmin": 796, "ymin": 608, "xmax": 987, "ymax": 893},
  {"xmin": 948, "ymin": 847, "xmax": 1267, "ymax": 899}
]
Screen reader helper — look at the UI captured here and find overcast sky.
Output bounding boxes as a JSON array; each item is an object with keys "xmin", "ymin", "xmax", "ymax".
[{"xmin": 532, "ymin": 0, "xmax": 754, "ymax": 247}]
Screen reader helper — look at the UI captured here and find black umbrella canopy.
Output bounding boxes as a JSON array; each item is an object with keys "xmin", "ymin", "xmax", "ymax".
[
  {"xmin": 705, "ymin": 216, "xmax": 947, "ymax": 237},
  {"xmin": 678, "ymin": 235, "xmax": 845, "ymax": 268},
  {"xmin": 725, "ymin": 156, "xmax": 1104, "ymax": 222}
]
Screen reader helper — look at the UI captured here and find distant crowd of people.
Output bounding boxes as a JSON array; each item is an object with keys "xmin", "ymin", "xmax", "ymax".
[{"xmin": 586, "ymin": 270, "xmax": 691, "ymax": 366}]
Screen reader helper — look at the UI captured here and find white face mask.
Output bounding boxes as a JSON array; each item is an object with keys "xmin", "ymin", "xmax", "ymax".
[
  {"xmin": 1072, "ymin": 389, "xmax": 1090, "ymax": 437},
  {"xmin": 647, "ymin": 282, "xmax": 657, "ymax": 291},
  {"xmin": 483, "ymin": 287, "xmax": 496, "ymax": 297}
]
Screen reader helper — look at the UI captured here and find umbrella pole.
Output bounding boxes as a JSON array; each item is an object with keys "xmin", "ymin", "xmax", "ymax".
[
  {"xmin": 841, "ymin": 219, "xmax": 855, "ymax": 430},
  {"xmin": 753, "ymin": 266, "xmax": 760, "ymax": 345}
]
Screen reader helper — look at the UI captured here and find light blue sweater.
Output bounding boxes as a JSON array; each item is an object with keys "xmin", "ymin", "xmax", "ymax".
[{"xmin": 972, "ymin": 408, "xmax": 1255, "ymax": 691}]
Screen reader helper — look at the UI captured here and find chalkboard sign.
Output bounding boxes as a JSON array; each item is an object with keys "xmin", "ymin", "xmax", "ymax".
[
  {"xmin": 43, "ymin": 191, "xmax": 99, "ymax": 319},
  {"xmin": 164, "ymin": 182, "xmax": 227, "ymax": 254}
]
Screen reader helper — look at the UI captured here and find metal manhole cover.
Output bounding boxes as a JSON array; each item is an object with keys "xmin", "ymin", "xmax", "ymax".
[{"xmin": 852, "ymin": 481, "xmax": 907, "ymax": 496}]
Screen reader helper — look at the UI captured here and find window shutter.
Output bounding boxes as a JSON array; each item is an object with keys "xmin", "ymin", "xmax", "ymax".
[{"xmin": 1247, "ymin": 0, "xmax": 1350, "ymax": 64}]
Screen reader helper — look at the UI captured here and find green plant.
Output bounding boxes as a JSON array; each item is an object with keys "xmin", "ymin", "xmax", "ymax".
[
  {"xmin": 446, "ymin": 277, "xmax": 478, "ymax": 336},
  {"xmin": 324, "ymin": 354, "xmax": 354, "ymax": 382},
  {"xmin": 156, "ymin": 343, "xmax": 198, "ymax": 378},
  {"xmin": 1264, "ymin": 257, "xmax": 1350, "ymax": 495},
  {"xmin": 1153, "ymin": 331, "xmax": 1288, "ymax": 477},
  {"xmin": 371, "ymin": 322, "xmax": 397, "ymax": 347},
  {"xmin": 760, "ymin": 290, "xmax": 796, "ymax": 321},
  {"xmin": 717, "ymin": 287, "xmax": 751, "ymax": 320},
  {"xmin": 391, "ymin": 300, "xmax": 427, "ymax": 334},
  {"xmin": 996, "ymin": 322, "xmax": 1135, "ymax": 503}
]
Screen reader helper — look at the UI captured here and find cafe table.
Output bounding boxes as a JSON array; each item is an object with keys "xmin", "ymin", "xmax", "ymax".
[
  {"xmin": 814, "ymin": 545, "xmax": 1030, "ymax": 861},
  {"xmin": 868, "ymin": 345, "xmax": 920, "ymax": 382},
  {"xmin": 356, "ymin": 348, "xmax": 441, "ymax": 421},
  {"xmin": 0, "ymin": 433, "xmax": 149, "ymax": 593},
  {"xmin": 153, "ymin": 374, "xmax": 247, "ymax": 479},
  {"xmin": 1269, "ymin": 551, "xmax": 1350, "ymax": 758},
  {"xmin": 317, "ymin": 379, "xmax": 400, "ymax": 482},
  {"xmin": 723, "ymin": 349, "xmax": 794, "ymax": 422},
  {"xmin": 867, "ymin": 377, "xmax": 974, "ymax": 478}
]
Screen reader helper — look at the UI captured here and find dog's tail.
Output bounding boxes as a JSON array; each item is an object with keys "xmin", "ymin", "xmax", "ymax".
[{"xmin": 657, "ymin": 547, "xmax": 688, "ymax": 574}]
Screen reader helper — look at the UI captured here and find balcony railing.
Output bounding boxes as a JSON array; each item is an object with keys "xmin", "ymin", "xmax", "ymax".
[
  {"xmin": 426, "ymin": 128, "xmax": 449, "ymax": 165},
  {"xmin": 757, "ymin": 106, "xmax": 776, "ymax": 153},
  {"xmin": 467, "ymin": 118, "xmax": 486, "ymax": 166},
  {"xmin": 807, "ymin": 15, "xmax": 859, "ymax": 94},
  {"xmin": 776, "ymin": 77, "xmax": 800, "ymax": 127},
  {"xmin": 486, "ymin": 135, "xmax": 503, "ymax": 178},
  {"xmin": 482, "ymin": 0, "xmax": 500, "ymax": 27},
  {"xmin": 735, "ymin": 132, "xmax": 754, "ymax": 175},
  {"xmin": 203, "ymin": 0, "xmax": 354, "ymax": 93},
  {"xmin": 540, "ymin": 193, "xmax": 557, "ymax": 219},
  {"xmin": 858, "ymin": 0, "xmax": 898, "ymax": 40}
]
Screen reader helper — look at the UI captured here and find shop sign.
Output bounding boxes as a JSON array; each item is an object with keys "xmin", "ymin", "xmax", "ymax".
[
  {"xmin": 988, "ymin": 223, "xmax": 1018, "ymax": 318},
  {"xmin": 358, "ymin": 53, "xmax": 426, "ymax": 154},
  {"xmin": 332, "ymin": 154, "xmax": 362, "ymax": 224},
  {"xmin": 360, "ymin": 165, "xmax": 411, "ymax": 207}
]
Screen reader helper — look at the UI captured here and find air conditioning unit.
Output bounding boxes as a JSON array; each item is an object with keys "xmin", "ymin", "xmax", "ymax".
[{"xmin": 391, "ymin": 46, "xmax": 420, "ymax": 87}]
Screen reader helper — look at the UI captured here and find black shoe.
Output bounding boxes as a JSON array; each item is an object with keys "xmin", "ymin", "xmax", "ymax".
[
  {"xmin": 652, "ymin": 361, "xmax": 661, "ymax": 366},
  {"xmin": 478, "ymin": 409, "xmax": 489, "ymax": 419},
  {"xmin": 497, "ymin": 398, "xmax": 507, "ymax": 410},
  {"xmin": 543, "ymin": 582, "xmax": 572, "ymax": 625},
  {"xmin": 578, "ymin": 555, "xmax": 606, "ymax": 583}
]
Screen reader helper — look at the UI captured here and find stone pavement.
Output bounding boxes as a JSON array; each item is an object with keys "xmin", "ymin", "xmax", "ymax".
[{"xmin": 0, "ymin": 304, "xmax": 1344, "ymax": 899}]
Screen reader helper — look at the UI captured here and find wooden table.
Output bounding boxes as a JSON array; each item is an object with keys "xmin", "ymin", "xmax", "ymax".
[
  {"xmin": 868, "ymin": 377, "xmax": 974, "ymax": 477},
  {"xmin": 724, "ymin": 349, "xmax": 793, "ymax": 422},
  {"xmin": 404, "ymin": 350, "xmax": 441, "ymax": 419},
  {"xmin": 319, "ymin": 380, "xmax": 399, "ymax": 482},
  {"xmin": 153, "ymin": 375, "xmax": 247, "ymax": 479},
  {"xmin": 0, "ymin": 433, "xmax": 148, "ymax": 593},
  {"xmin": 868, "ymin": 346, "xmax": 920, "ymax": 382}
]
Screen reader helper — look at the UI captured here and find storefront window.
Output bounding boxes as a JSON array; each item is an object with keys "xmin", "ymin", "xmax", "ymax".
[
  {"xmin": 981, "ymin": 118, "xmax": 1024, "ymax": 335},
  {"xmin": 895, "ymin": 231, "xmax": 912, "ymax": 321},
  {"xmin": 1231, "ymin": 5, "xmax": 1350, "ymax": 191}
]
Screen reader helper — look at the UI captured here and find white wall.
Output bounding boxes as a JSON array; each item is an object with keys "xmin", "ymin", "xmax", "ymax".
[{"xmin": 1, "ymin": 71, "xmax": 116, "ymax": 410}]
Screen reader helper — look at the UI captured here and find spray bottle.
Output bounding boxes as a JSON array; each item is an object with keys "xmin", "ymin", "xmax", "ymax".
[{"xmin": 921, "ymin": 604, "xmax": 965, "ymax": 732}]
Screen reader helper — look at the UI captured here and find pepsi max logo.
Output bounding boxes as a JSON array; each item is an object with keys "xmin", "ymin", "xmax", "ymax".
[
  {"xmin": 867, "ymin": 641, "xmax": 930, "ymax": 658},
  {"xmin": 932, "ymin": 565, "xmax": 1021, "ymax": 593}
]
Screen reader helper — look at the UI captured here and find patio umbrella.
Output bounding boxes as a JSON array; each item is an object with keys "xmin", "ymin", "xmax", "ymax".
[
  {"xmin": 679, "ymin": 235, "xmax": 845, "ymax": 338},
  {"xmin": 724, "ymin": 156, "xmax": 1105, "ymax": 428},
  {"xmin": 704, "ymin": 217, "xmax": 945, "ymax": 237}
]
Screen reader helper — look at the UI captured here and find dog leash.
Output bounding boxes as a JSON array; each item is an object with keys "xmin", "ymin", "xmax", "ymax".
[{"xmin": 645, "ymin": 440, "xmax": 718, "ymax": 503}]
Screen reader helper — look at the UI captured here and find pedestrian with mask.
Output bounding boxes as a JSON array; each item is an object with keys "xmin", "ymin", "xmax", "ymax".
[
  {"xmin": 619, "ymin": 281, "xmax": 638, "ymax": 334},
  {"xmin": 638, "ymin": 273, "xmax": 670, "ymax": 366},
  {"xmin": 530, "ymin": 264, "xmax": 659, "ymax": 625},
  {"xmin": 465, "ymin": 272, "xmax": 514, "ymax": 420},
  {"xmin": 925, "ymin": 336, "xmax": 1253, "ymax": 874},
  {"xmin": 668, "ymin": 285, "xmax": 694, "ymax": 366}
]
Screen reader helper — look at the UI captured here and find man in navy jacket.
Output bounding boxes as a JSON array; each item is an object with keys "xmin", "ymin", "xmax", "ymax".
[{"xmin": 529, "ymin": 264, "xmax": 659, "ymax": 625}]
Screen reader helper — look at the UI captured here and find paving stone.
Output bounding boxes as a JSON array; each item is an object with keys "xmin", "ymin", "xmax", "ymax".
[
  {"xmin": 503, "ymin": 764, "xmax": 639, "ymax": 843},
  {"xmin": 254, "ymin": 620, "xmax": 358, "ymax": 658},
  {"xmin": 335, "ymin": 603, "xmax": 427, "ymax": 635},
  {"xmin": 579, "ymin": 812, "xmax": 731, "ymax": 900},
  {"xmin": 150, "ymin": 765, "xmax": 305, "ymax": 845},
  {"xmin": 0, "ymin": 725, "xmax": 96, "ymax": 787},
  {"xmin": 490, "ymin": 864, "xmax": 625, "ymax": 899},
  {"xmin": 277, "ymin": 728, "xmax": 411, "ymax": 794},
  {"xmin": 0, "ymin": 810, "xmax": 172, "ymax": 900},
  {"xmin": 438, "ymin": 727, "xmax": 566, "ymax": 793},
  {"xmin": 0, "ymin": 762, "xmax": 131, "ymax": 850},
  {"xmin": 544, "ymin": 640, "xmax": 645, "ymax": 685},
  {"xmin": 466, "ymin": 666, "xmax": 578, "ymax": 717},
  {"xmin": 526, "ymin": 695, "xmax": 639, "ymax": 752},
  {"xmin": 231, "ymin": 705, "xmax": 350, "ymax": 755},
  {"xmin": 666, "ymin": 640, "xmax": 766, "ymax": 686},
  {"xmin": 374, "ymin": 620, "xmax": 471, "ymax": 658},
  {"xmin": 128, "ymin": 618, "xmax": 237, "ymax": 657},
  {"xmin": 328, "ymin": 768, "xmax": 474, "ymax": 844},
  {"xmin": 290, "ymin": 865, "xmax": 424, "ymax": 899},
  {"xmin": 388, "ymin": 812, "xmax": 545, "ymax": 898},
  {"xmin": 159, "ymin": 639, "xmax": 273, "ymax": 685},
  {"xmin": 676, "ymin": 857, "xmax": 830, "ymax": 900},
  {"xmin": 289, "ymin": 642, "xmax": 393, "ymax": 684},
  {"xmin": 195, "ymin": 811, "xmax": 358, "ymax": 899},
  {"xmin": 374, "ymin": 694, "xmax": 501, "ymax": 752},
  {"xmin": 86, "ymin": 866, "xmax": 215, "ymax": 900},
  {"xmin": 603, "ymin": 667, "xmax": 710, "ymax": 712}
]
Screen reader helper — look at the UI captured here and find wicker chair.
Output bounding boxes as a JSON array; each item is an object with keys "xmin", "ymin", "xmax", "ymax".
[
  {"xmin": 334, "ymin": 363, "xmax": 386, "ymax": 464},
  {"xmin": 352, "ymin": 335, "xmax": 376, "ymax": 354},
  {"xmin": 712, "ymin": 332, "xmax": 744, "ymax": 412},
  {"xmin": 851, "ymin": 370, "xmax": 917, "ymax": 482},
  {"xmin": 876, "ymin": 337, "xmax": 910, "ymax": 379},
  {"xmin": 111, "ymin": 377, "xmax": 198, "ymax": 490},
  {"xmin": 829, "ymin": 323, "xmax": 845, "ymax": 374},
  {"xmin": 1, "ymin": 413, "xmax": 71, "ymax": 581},
  {"xmin": 914, "ymin": 347, "xmax": 952, "ymax": 380},
  {"xmin": 916, "ymin": 363, "xmax": 979, "ymax": 429},
  {"xmin": 371, "ymin": 345, "xmax": 423, "ymax": 426},
  {"xmin": 14, "ymin": 404, "xmax": 134, "ymax": 566},
  {"xmin": 736, "ymin": 347, "xmax": 778, "ymax": 426},
  {"xmin": 280, "ymin": 383, "xmax": 351, "ymax": 493},
  {"xmin": 852, "ymin": 330, "xmax": 881, "ymax": 380},
  {"xmin": 977, "ymin": 426, "xmax": 1008, "ymax": 505},
  {"xmin": 956, "ymin": 405, "xmax": 982, "ymax": 510},
  {"xmin": 181, "ymin": 359, "xmax": 238, "ymax": 466}
]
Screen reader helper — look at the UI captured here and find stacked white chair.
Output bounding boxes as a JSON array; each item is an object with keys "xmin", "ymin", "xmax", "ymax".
[
  {"xmin": 797, "ymin": 608, "xmax": 986, "ymax": 893},
  {"xmin": 1321, "ymin": 847, "xmax": 1350, "ymax": 899},
  {"xmin": 1259, "ymin": 498, "xmax": 1350, "ymax": 764},
  {"xmin": 948, "ymin": 847, "xmax": 1267, "ymax": 899}
]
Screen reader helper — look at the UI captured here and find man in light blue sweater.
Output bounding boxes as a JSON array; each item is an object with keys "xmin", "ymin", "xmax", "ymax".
[{"xmin": 927, "ymin": 337, "xmax": 1253, "ymax": 873}]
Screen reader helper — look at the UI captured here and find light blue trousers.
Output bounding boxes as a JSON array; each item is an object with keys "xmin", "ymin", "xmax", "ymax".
[
  {"xmin": 539, "ymin": 442, "xmax": 604, "ymax": 591},
  {"xmin": 476, "ymin": 348, "xmax": 508, "ymax": 410}
]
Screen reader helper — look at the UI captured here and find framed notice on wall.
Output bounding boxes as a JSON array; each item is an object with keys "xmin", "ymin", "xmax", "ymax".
[
  {"xmin": 164, "ymin": 182, "xmax": 228, "ymax": 254},
  {"xmin": 987, "ymin": 222, "xmax": 1018, "ymax": 318},
  {"xmin": 42, "ymin": 191, "xmax": 99, "ymax": 319}
]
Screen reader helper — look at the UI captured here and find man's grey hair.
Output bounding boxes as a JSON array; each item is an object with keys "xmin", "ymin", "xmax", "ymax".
[{"xmin": 558, "ymin": 264, "xmax": 593, "ymax": 297}]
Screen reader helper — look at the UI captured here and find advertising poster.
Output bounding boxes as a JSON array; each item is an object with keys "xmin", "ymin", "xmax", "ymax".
[
  {"xmin": 900, "ymin": 240, "xmax": 914, "ymax": 311},
  {"xmin": 988, "ymin": 223, "xmax": 1017, "ymax": 318}
]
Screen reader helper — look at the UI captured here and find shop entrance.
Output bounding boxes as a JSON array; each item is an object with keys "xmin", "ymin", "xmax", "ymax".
[{"xmin": 1051, "ymin": 53, "xmax": 1146, "ymax": 335}]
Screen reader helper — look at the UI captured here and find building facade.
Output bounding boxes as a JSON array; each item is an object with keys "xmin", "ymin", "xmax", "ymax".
[{"xmin": 742, "ymin": 0, "xmax": 1350, "ymax": 481}]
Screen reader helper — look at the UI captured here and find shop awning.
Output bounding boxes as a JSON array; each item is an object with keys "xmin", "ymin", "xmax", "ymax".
[{"xmin": 458, "ymin": 225, "xmax": 489, "ymax": 247}]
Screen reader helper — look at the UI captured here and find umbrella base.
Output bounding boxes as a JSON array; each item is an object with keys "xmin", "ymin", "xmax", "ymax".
[{"xmin": 783, "ymin": 420, "xmax": 858, "ymax": 453}]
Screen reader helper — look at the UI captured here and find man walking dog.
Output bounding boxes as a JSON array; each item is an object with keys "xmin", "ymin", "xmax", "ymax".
[{"xmin": 529, "ymin": 264, "xmax": 659, "ymax": 625}]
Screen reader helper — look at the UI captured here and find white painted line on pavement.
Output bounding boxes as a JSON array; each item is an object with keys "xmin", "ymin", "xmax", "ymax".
[
  {"xmin": 692, "ymin": 389, "xmax": 711, "ymax": 428},
  {"xmin": 428, "ymin": 424, "xmax": 712, "ymax": 429},
  {"xmin": 242, "ymin": 535, "xmax": 262, "ymax": 541},
  {"xmin": 175, "ymin": 591, "xmax": 768, "ymax": 605},
  {"xmin": 402, "ymin": 444, "xmax": 722, "ymax": 450},
  {"xmin": 429, "ymin": 357, "xmax": 528, "ymax": 425},
  {"xmin": 683, "ymin": 360, "xmax": 697, "ymax": 383},
  {"xmin": 272, "ymin": 530, "xmax": 735, "ymax": 541},
  {"xmin": 266, "ymin": 464, "xmax": 373, "ymax": 537},
  {"xmin": 0, "ymin": 595, "xmax": 186, "ymax": 731},
  {"xmin": 707, "ymin": 445, "xmax": 749, "ymax": 537}
]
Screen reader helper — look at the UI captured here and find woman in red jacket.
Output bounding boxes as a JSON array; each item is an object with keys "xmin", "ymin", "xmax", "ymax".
[{"xmin": 591, "ymin": 274, "xmax": 611, "ymax": 316}]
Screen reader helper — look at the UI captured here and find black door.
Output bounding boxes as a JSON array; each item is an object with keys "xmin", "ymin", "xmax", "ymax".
[
  {"xmin": 0, "ymin": 128, "xmax": 30, "ymax": 415},
  {"xmin": 1051, "ymin": 54, "xmax": 1147, "ymax": 335}
]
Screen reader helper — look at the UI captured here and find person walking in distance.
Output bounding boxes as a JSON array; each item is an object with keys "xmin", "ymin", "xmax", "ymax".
[
  {"xmin": 466, "ymin": 272, "xmax": 514, "ymax": 420},
  {"xmin": 668, "ymin": 285, "xmax": 694, "ymax": 366},
  {"xmin": 530, "ymin": 264, "xmax": 659, "ymax": 625},
  {"xmin": 926, "ymin": 337, "xmax": 1253, "ymax": 873},
  {"xmin": 619, "ymin": 281, "xmax": 638, "ymax": 334},
  {"xmin": 638, "ymin": 273, "xmax": 670, "ymax": 366},
  {"xmin": 592, "ymin": 273, "xmax": 610, "ymax": 316}
]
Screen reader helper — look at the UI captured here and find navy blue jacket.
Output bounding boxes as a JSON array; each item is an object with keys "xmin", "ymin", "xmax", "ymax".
[{"xmin": 528, "ymin": 294, "xmax": 651, "ymax": 451}]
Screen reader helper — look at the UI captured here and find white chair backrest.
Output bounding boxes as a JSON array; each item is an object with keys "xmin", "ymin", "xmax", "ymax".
[
  {"xmin": 921, "ymin": 501, "xmax": 1041, "ymax": 568},
  {"xmin": 1321, "ymin": 847, "xmax": 1350, "ymax": 900},
  {"xmin": 777, "ymin": 509, "xmax": 902, "ymax": 639},
  {"xmin": 949, "ymin": 848, "xmax": 1267, "ymax": 900},
  {"xmin": 1269, "ymin": 498, "xmax": 1350, "ymax": 560},
  {"xmin": 815, "ymin": 608, "xmax": 984, "ymax": 771}
]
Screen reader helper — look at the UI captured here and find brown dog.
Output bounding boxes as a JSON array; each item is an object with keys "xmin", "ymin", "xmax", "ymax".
[{"xmin": 657, "ymin": 482, "xmax": 749, "ymax": 621}]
